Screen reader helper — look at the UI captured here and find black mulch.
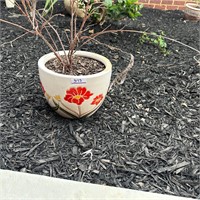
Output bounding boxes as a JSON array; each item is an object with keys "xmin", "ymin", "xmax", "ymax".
[{"xmin": 0, "ymin": 1, "xmax": 200, "ymax": 199}]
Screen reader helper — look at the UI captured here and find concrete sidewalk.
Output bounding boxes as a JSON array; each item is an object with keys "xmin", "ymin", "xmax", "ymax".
[{"xmin": 0, "ymin": 169, "xmax": 193, "ymax": 200}]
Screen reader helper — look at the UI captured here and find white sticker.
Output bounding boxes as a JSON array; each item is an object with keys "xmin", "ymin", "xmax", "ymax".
[{"xmin": 71, "ymin": 78, "xmax": 87, "ymax": 84}]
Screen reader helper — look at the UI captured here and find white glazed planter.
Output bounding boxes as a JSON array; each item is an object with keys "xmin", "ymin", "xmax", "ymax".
[
  {"xmin": 64, "ymin": 0, "xmax": 86, "ymax": 18},
  {"xmin": 38, "ymin": 51, "xmax": 112, "ymax": 119},
  {"xmin": 184, "ymin": 3, "xmax": 200, "ymax": 21},
  {"xmin": 5, "ymin": 0, "xmax": 15, "ymax": 8}
]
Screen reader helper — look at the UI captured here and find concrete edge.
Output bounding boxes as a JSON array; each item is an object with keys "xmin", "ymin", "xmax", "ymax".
[{"xmin": 0, "ymin": 169, "xmax": 193, "ymax": 200}]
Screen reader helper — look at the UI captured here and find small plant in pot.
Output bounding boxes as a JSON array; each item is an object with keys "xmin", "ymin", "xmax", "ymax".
[
  {"xmin": 184, "ymin": 0, "xmax": 200, "ymax": 21},
  {"xmin": 0, "ymin": 0, "xmax": 142, "ymax": 119},
  {"xmin": 63, "ymin": 0, "xmax": 143, "ymax": 22}
]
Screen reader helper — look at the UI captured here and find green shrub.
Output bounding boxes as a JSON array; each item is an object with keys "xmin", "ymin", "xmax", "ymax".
[{"xmin": 104, "ymin": 0, "xmax": 143, "ymax": 20}]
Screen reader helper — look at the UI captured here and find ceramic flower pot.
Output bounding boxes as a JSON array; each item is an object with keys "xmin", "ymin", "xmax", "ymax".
[
  {"xmin": 38, "ymin": 51, "xmax": 112, "ymax": 118},
  {"xmin": 64, "ymin": 0, "xmax": 86, "ymax": 18},
  {"xmin": 184, "ymin": 3, "xmax": 200, "ymax": 21},
  {"xmin": 5, "ymin": 0, "xmax": 15, "ymax": 8},
  {"xmin": 64, "ymin": 0, "xmax": 105, "ymax": 21}
]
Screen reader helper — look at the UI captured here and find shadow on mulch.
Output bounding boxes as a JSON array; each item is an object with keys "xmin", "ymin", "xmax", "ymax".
[{"xmin": 0, "ymin": 1, "xmax": 199, "ymax": 199}]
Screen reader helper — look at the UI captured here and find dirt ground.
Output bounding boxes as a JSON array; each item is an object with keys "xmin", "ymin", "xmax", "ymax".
[{"xmin": 0, "ymin": 1, "xmax": 199, "ymax": 198}]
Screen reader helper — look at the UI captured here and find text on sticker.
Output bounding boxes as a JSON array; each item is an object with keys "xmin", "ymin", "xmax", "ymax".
[{"xmin": 71, "ymin": 78, "xmax": 87, "ymax": 84}]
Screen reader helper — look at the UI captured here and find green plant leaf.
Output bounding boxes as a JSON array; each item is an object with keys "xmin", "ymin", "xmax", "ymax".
[{"xmin": 104, "ymin": 0, "xmax": 113, "ymax": 6}]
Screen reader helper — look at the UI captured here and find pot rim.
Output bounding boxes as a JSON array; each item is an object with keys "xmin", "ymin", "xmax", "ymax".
[
  {"xmin": 38, "ymin": 51, "xmax": 112, "ymax": 79},
  {"xmin": 185, "ymin": 3, "xmax": 200, "ymax": 11}
]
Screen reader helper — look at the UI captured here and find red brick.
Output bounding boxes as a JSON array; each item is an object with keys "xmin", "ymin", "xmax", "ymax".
[
  {"xmin": 154, "ymin": 4, "xmax": 167, "ymax": 9},
  {"xmin": 178, "ymin": 5, "xmax": 186, "ymax": 10},
  {"xmin": 150, "ymin": 0, "xmax": 161, "ymax": 3},
  {"xmin": 162, "ymin": 0, "xmax": 174, "ymax": 4},
  {"xmin": 138, "ymin": 0, "xmax": 149, "ymax": 3},
  {"xmin": 139, "ymin": 0, "xmax": 189, "ymax": 10},
  {"xmin": 174, "ymin": 0, "xmax": 186, "ymax": 5},
  {"xmin": 144, "ymin": 4, "xmax": 156, "ymax": 8},
  {"xmin": 166, "ymin": 5, "xmax": 179, "ymax": 9}
]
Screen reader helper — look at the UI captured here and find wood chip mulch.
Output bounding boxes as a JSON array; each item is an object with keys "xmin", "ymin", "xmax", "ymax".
[{"xmin": 0, "ymin": 2, "xmax": 199, "ymax": 198}]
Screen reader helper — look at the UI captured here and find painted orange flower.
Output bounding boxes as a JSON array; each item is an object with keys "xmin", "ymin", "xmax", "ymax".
[
  {"xmin": 91, "ymin": 94, "xmax": 104, "ymax": 105},
  {"xmin": 64, "ymin": 87, "xmax": 93, "ymax": 105}
]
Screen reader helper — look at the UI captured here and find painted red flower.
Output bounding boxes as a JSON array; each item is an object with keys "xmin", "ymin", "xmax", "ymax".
[
  {"xmin": 91, "ymin": 94, "xmax": 104, "ymax": 105},
  {"xmin": 64, "ymin": 87, "xmax": 93, "ymax": 105}
]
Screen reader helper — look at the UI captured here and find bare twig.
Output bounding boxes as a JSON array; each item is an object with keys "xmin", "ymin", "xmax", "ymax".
[
  {"xmin": 40, "ymin": 14, "xmax": 65, "ymax": 31},
  {"xmin": 109, "ymin": 53, "xmax": 134, "ymax": 91},
  {"xmin": 0, "ymin": 32, "xmax": 29, "ymax": 47},
  {"xmin": 31, "ymin": 0, "xmax": 38, "ymax": 30},
  {"xmin": 36, "ymin": 11, "xmax": 69, "ymax": 67},
  {"xmin": 44, "ymin": 26, "xmax": 59, "ymax": 52},
  {"xmin": 87, "ymin": 38, "xmax": 134, "ymax": 91},
  {"xmin": 17, "ymin": 0, "xmax": 32, "ymax": 24},
  {"xmin": 82, "ymin": 29, "xmax": 200, "ymax": 54},
  {"xmin": 0, "ymin": 19, "xmax": 33, "ymax": 34}
]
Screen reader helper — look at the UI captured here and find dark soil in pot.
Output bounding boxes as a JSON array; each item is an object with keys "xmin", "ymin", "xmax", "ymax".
[
  {"xmin": 46, "ymin": 55, "xmax": 105, "ymax": 75},
  {"xmin": 0, "ymin": 1, "xmax": 199, "ymax": 198}
]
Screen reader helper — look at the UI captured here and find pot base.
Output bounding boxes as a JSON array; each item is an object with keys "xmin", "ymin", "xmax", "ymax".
[{"xmin": 184, "ymin": 13, "xmax": 200, "ymax": 21}]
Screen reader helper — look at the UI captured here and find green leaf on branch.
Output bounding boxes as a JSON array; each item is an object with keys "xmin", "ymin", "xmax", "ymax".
[
  {"xmin": 104, "ymin": 0, "xmax": 113, "ymax": 6},
  {"xmin": 140, "ymin": 31, "xmax": 170, "ymax": 55},
  {"xmin": 104, "ymin": 0, "xmax": 143, "ymax": 20}
]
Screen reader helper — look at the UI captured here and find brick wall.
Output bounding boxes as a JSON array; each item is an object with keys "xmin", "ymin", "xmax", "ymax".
[{"xmin": 138, "ymin": 0, "xmax": 192, "ymax": 10}]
